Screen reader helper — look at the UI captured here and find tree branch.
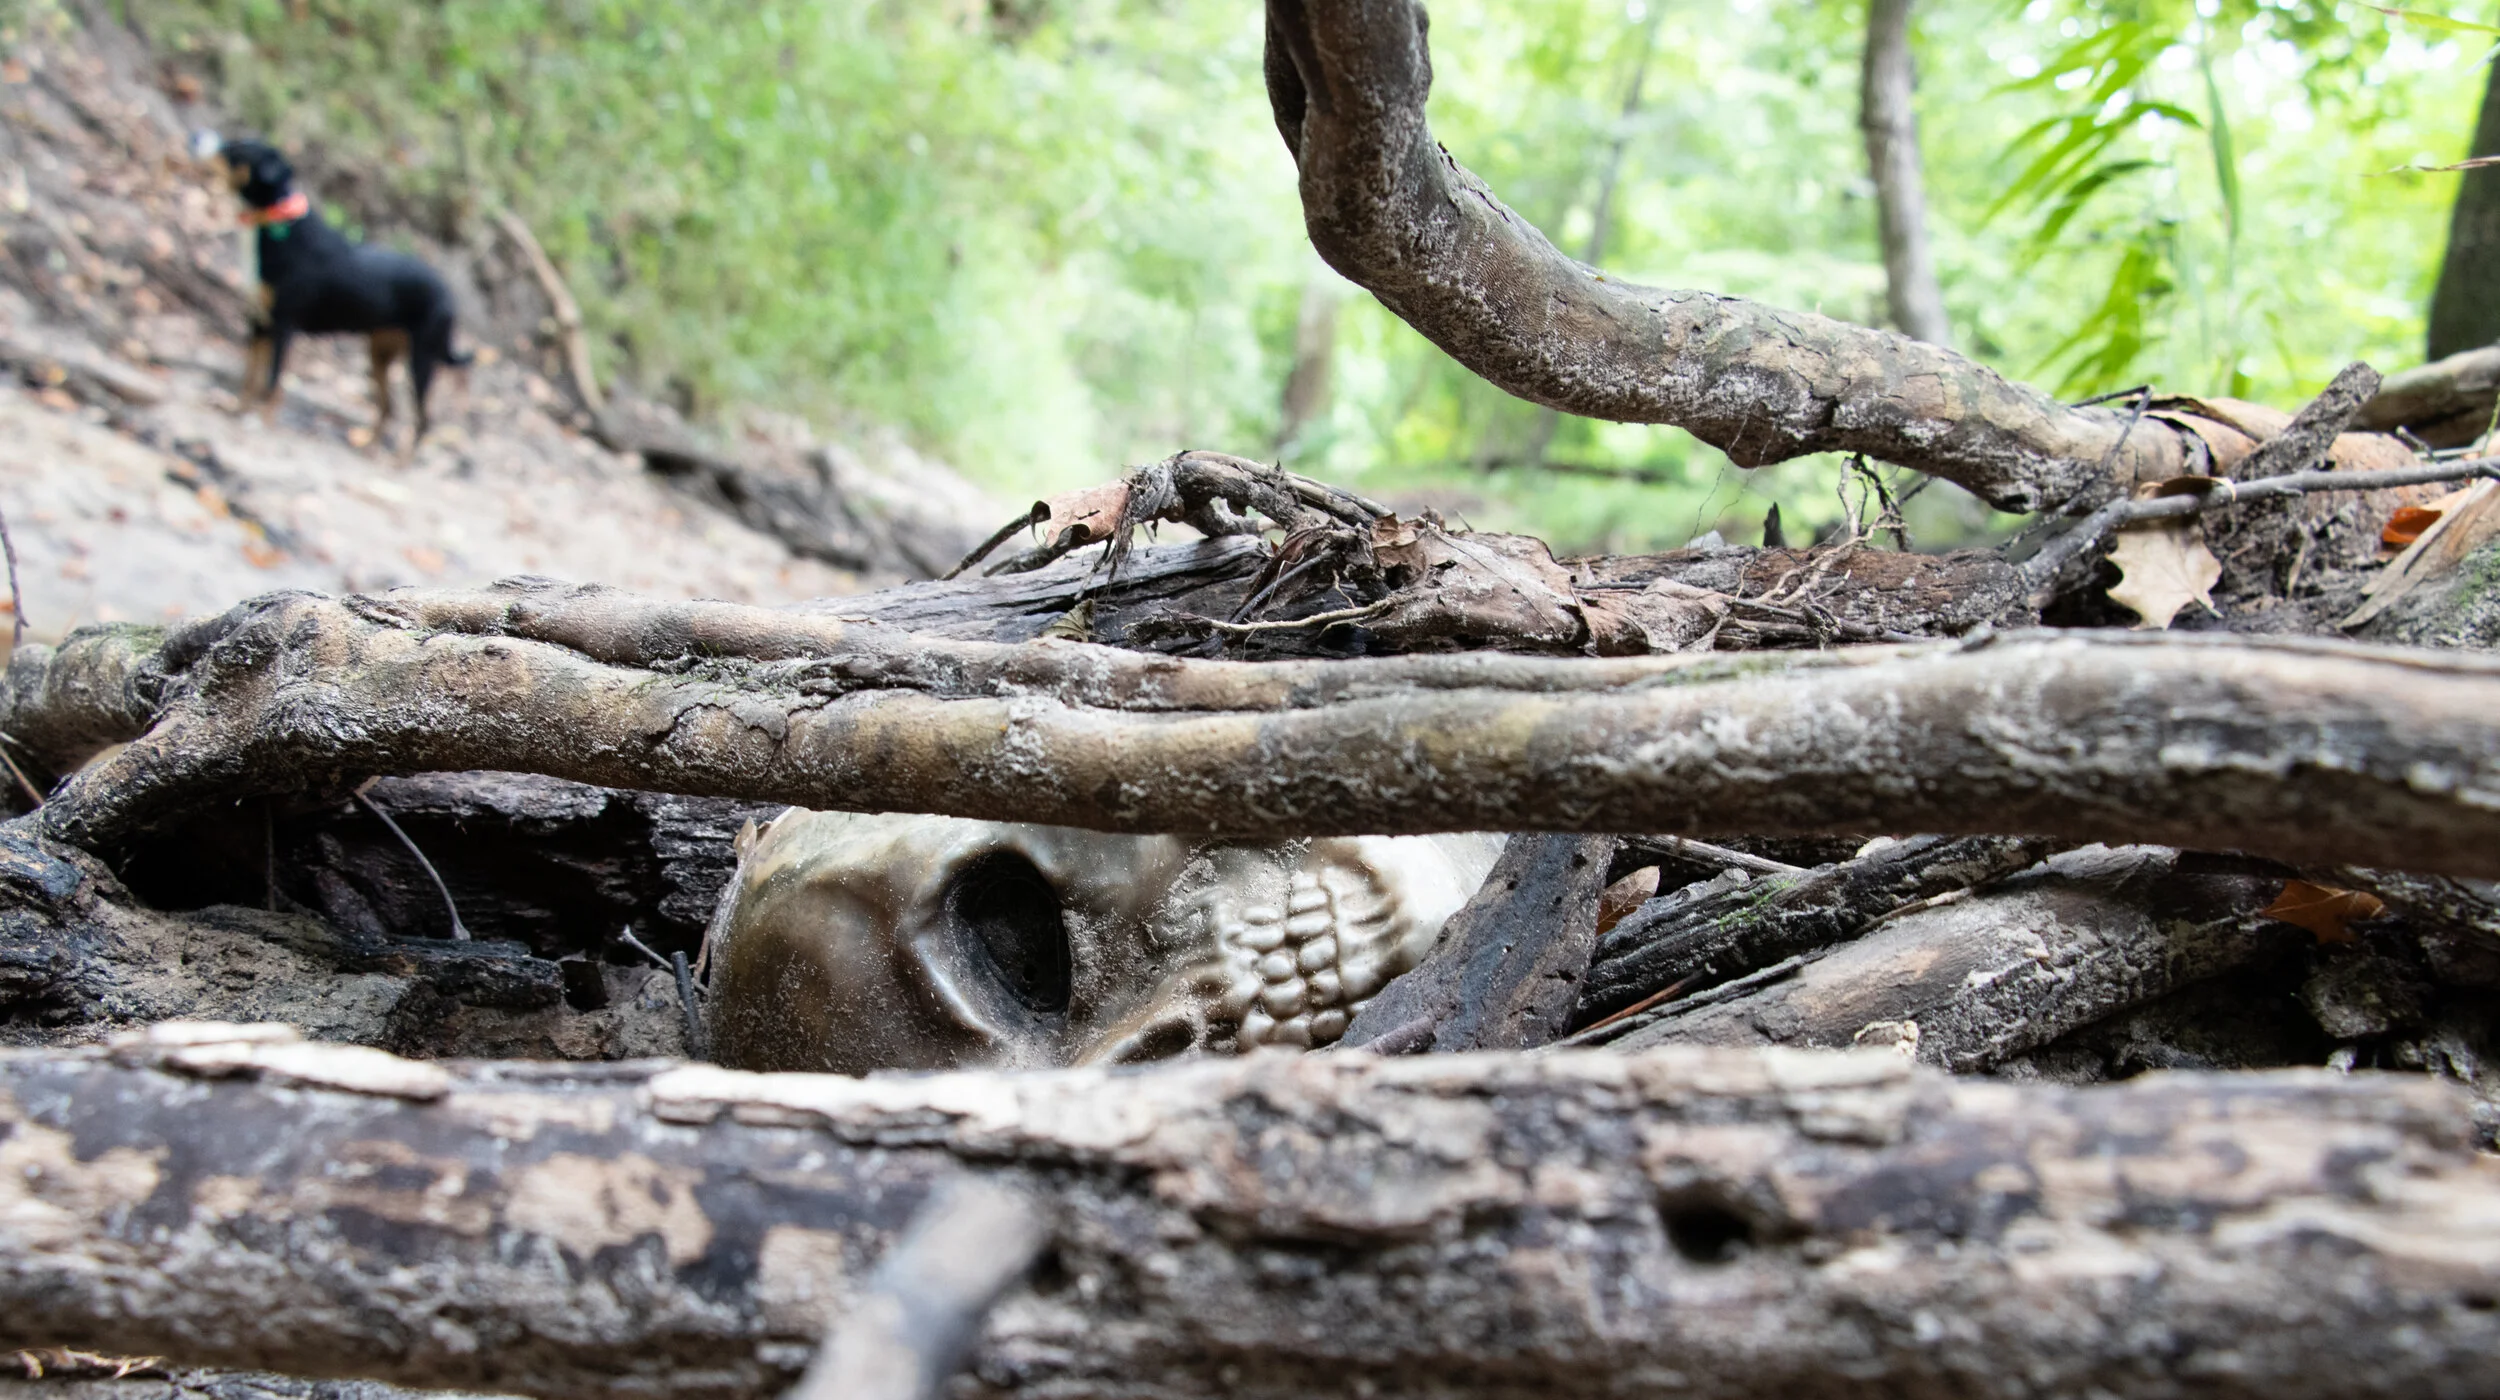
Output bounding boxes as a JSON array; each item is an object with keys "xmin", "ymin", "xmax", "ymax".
[
  {"xmin": 1, "ymin": 1035, "xmax": 2492, "ymax": 1398},
  {"xmin": 9, "ymin": 588, "xmax": 2500, "ymax": 876},
  {"xmin": 1259, "ymin": 2, "xmax": 2427, "ymax": 513}
]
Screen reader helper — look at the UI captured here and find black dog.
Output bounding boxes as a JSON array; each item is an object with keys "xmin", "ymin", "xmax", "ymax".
[{"xmin": 205, "ymin": 136, "xmax": 469, "ymax": 456}]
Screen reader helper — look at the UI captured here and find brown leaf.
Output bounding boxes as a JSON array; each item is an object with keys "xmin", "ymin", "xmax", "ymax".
[
  {"xmin": 1594, "ymin": 866, "xmax": 1660, "ymax": 936},
  {"xmin": 2105, "ymin": 492, "xmax": 2221, "ymax": 630},
  {"xmin": 2261, "ymin": 879, "xmax": 2387, "ymax": 945},
  {"xmin": 1035, "ymin": 481, "xmax": 1129, "ymax": 547}
]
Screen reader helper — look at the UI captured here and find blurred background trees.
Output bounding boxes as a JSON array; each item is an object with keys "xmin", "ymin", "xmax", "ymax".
[{"xmin": 123, "ymin": 0, "xmax": 2496, "ymax": 550}]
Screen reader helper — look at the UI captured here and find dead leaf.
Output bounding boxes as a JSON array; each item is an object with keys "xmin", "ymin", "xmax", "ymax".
[
  {"xmin": 403, "ymin": 545, "xmax": 448, "ymax": 575},
  {"xmin": 2260, "ymin": 879, "xmax": 2386, "ymax": 945},
  {"xmin": 2105, "ymin": 486, "xmax": 2221, "ymax": 630},
  {"xmin": 1595, "ymin": 866, "xmax": 1660, "ymax": 936},
  {"xmin": 1034, "ymin": 481, "xmax": 1129, "ymax": 547},
  {"xmin": 241, "ymin": 541, "xmax": 285, "ymax": 569},
  {"xmin": 2381, "ymin": 505, "xmax": 2444, "ymax": 550}
]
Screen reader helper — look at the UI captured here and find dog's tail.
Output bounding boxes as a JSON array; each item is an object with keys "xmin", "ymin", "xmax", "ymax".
[{"xmin": 427, "ymin": 312, "xmax": 475, "ymax": 368}]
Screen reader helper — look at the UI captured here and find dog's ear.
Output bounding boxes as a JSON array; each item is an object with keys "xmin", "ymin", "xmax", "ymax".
[{"xmin": 252, "ymin": 149, "xmax": 294, "ymax": 191}]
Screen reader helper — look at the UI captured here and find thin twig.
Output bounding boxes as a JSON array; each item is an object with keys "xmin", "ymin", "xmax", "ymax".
[
  {"xmin": 351, "ymin": 787, "xmax": 471, "ymax": 941},
  {"xmin": 1619, "ymin": 834, "xmax": 1805, "ymax": 877},
  {"xmin": 941, "ymin": 502, "xmax": 1048, "ymax": 581},
  {"xmin": 1196, "ymin": 597, "xmax": 1397, "ymax": 636},
  {"xmin": 670, "ymin": 950, "xmax": 707, "ymax": 1059},
  {"xmin": 0, "ymin": 733, "xmax": 42, "ymax": 809},
  {"xmin": 0, "ymin": 503, "xmax": 26, "ymax": 649},
  {"xmin": 1570, "ymin": 974, "xmax": 1697, "ymax": 1038},
  {"xmin": 617, "ymin": 924, "xmax": 671, "ymax": 970}
]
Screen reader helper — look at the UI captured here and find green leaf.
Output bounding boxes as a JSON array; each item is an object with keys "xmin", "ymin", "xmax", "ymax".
[{"xmin": 2368, "ymin": 5, "xmax": 2500, "ymax": 36}]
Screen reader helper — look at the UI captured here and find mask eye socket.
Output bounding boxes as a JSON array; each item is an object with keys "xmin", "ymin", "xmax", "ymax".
[{"xmin": 945, "ymin": 850, "xmax": 1073, "ymax": 1017}]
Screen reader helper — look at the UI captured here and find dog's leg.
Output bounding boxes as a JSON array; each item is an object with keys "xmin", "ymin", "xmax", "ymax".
[
  {"xmin": 260, "ymin": 323, "xmax": 294, "ymax": 426},
  {"xmin": 404, "ymin": 346, "xmax": 437, "ymax": 465},
  {"xmin": 242, "ymin": 328, "xmax": 272, "ymax": 411},
  {"xmin": 365, "ymin": 329, "xmax": 407, "ymax": 452}
]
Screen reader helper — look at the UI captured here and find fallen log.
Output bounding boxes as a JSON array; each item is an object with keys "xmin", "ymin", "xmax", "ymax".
[{"xmin": 1, "ymin": 1033, "xmax": 2494, "ymax": 1398}]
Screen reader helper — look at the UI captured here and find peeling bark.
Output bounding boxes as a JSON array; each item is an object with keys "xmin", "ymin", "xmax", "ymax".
[
  {"xmin": 9, "ymin": 587, "xmax": 2500, "ymax": 876},
  {"xmin": 2, "ymin": 1040, "xmax": 2496, "ymax": 1399}
]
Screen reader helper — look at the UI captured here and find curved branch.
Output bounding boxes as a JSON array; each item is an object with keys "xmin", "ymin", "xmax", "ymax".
[
  {"xmin": 1264, "ymin": 0, "xmax": 2214, "ymax": 510},
  {"xmin": 13, "ymin": 587, "xmax": 2500, "ymax": 876}
]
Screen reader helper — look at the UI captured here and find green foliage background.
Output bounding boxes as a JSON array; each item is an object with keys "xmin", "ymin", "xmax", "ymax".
[{"xmin": 117, "ymin": 0, "xmax": 2492, "ymax": 550}]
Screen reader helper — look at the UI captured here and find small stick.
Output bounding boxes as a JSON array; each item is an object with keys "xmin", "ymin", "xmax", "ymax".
[
  {"xmin": 787, "ymin": 1178, "xmax": 1048, "ymax": 1400},
  {"xmin": 0, "ymin": 503, "xmax": 26, "ymax": 648},
  {"xmin": 1618, "ymin": 834, "xmax": 1805, "ymax": 877},
  {"xmin": 616, "ymin": 924, "xmax": 671, "ymax": 970},
  {"xmin": 670, "ymin": 951, "xmax": 706, "ymax": 1060},
  {"xmin": 0, "ymin": 734, "xmax": 42, "ymax": 809},
  {"xmin": 1571, "ymin": 974, "xmax": 1697, "ymax": 1038},
  {"xmin": 351, "ymin": 787, "xmax": 471, "ymax": 941},
  {"xmin": 1197, "ymin": 597, "xmax": 1396, "ymax": 637},
  {"xmin": 940, "ymin": 502, "xmax": 1048, "ymax": 581}
]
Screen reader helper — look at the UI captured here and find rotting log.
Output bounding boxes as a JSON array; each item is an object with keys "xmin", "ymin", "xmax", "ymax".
[
  {"xmin": 9, "ymin": 587, "xmax": 2500, "ymax": 876},
  {"xmin": 2, "ymin": 1035, "xmax": 2497, "ymax": 1399}
]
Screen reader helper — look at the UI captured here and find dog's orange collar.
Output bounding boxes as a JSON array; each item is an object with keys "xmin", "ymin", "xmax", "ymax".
[{"xmin": 241, "ymin": 192, "xmax": 310, "ymax": 227}]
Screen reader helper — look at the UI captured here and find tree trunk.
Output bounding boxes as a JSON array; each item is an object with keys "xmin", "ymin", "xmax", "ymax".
[
  {"xmin": 1275, "ymin": 261, "xmax": 1343, "ymax": 454},
  {"xmin": 2428, "ymin": 54, "xmax": 2500, "ymax": 363},
  {"xmin": 1860, "ymin": 0, "xmax": 1951, "ymax": 346},
  {"xmin": 2, "ymin": 1036, "xmax": 2494, "ymax": 1399}
]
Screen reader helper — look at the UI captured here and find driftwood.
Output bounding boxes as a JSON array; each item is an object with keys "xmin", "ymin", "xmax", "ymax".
[{"xmin": 2, "ymin": 1034, "xmax": 2496, "ymax": 1399}]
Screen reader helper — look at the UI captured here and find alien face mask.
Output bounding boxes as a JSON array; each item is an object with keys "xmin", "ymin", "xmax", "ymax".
[{"xmin": 709, "ymin": 810, "xmax": 1502, "ymax": 1075}]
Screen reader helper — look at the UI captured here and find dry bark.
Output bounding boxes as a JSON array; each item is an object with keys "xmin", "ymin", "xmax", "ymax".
[
  {"xmin": 3, "ymin": 1036, "xmax": 2496, "ymax": 1399},
  {"xmin": 10, "ymin": 585, "xmax": 2500, "ymax": 876}
]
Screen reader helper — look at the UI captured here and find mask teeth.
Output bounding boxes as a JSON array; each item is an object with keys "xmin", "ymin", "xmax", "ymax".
[{"xmin": 1233, "ymin": 870, "xmax": 1360, "ymax": 1050}]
